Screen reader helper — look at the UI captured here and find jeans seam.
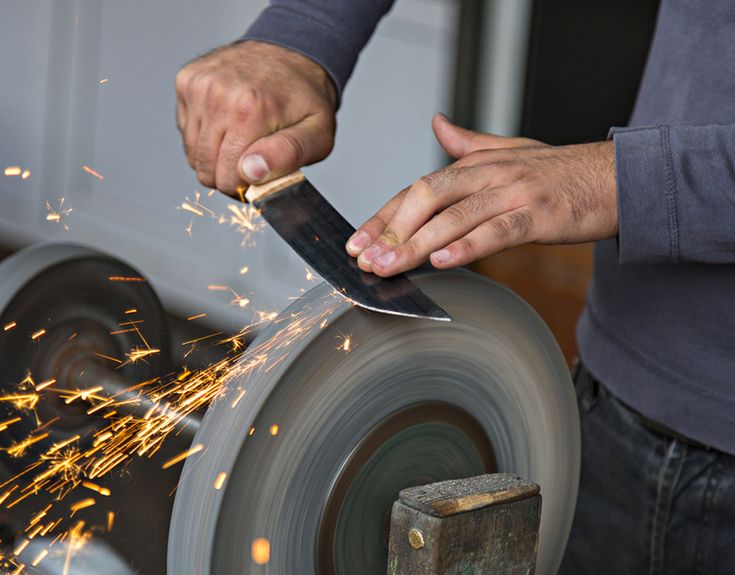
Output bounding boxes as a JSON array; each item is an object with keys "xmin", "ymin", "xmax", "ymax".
[
  {"xmin": 650, "ymin": 441, "xmax": 687, "ymax": 575},
  {"xmin": 694, "ymin": 457, "xmax": 720, "ymax": 574}
]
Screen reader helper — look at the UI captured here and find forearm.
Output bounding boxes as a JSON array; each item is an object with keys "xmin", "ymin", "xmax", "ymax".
[
  {"xmin": 613, "ymin": 123, "xmax": 735, "ymax": 264},
  {"xmin": 242, "ymin": 0, "xmax": 396, "ymax": 99}
]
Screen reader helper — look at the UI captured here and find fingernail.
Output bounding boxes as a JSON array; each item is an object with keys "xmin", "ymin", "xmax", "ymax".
[
  {"xmin": 432, "ymin": 249, "xmax": 451, "ymax": 264},
  {"xmin": 374, "ymin": 251, "xmax": 396, "ymax": 268},
  {"xmin": 360, "ymin": 244, "xmax": 383, "ymax": 264},
  {"xmin": 347, "ymin": 231, "xmax": 370, "ymax": 252},
  {"xmin": 241, "ymin": 154, "xmax": 269, "ymax": 182}
]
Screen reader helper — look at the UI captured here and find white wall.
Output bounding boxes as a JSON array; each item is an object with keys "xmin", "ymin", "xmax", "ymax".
[{"xmin": 0, "ymin": 0, "xmax": 458, "ymax": 333}]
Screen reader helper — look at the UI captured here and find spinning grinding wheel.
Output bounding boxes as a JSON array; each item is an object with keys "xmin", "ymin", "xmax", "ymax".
[
  {"xmin": 0, "ymin": 242, "xmax": 171, "ymax": 463},
  {"xmin": 169, "ymin": 269, "xmax": 580, "ymax": 575}
]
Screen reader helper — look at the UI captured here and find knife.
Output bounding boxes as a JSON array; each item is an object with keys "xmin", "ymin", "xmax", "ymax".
[{"xmin": 245, "ymin": 171, "xmax": 451, "ymax": 321}]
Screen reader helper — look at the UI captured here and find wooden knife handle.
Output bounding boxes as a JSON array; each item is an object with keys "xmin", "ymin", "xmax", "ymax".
[{"xmin": 244, "ymin": 170, "xmax": 305, "ymax": 203}]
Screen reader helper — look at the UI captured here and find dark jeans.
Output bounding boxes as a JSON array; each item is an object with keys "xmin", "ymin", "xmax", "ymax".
[{"xmin": 558, "ymin": 364, "xmax": 735, "ymax": 575}]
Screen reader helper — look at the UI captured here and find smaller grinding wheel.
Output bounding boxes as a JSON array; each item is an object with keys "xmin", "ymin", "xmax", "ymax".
[
  {"xmin": 0, "ymin": 242, "xmax": 170, "ymax": 467},
  {"xmin": 169, "ymin": 269, "xmax": 580, "ymax": 575}
]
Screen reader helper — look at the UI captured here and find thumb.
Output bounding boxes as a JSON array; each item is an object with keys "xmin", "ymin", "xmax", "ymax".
[
  {"xmin": 239, "ymin": 114, "xmax": 335, "ymax": 184},
  {"xmin": 432, "ymin": 113, "xmax": 542, "ymax": 158}
]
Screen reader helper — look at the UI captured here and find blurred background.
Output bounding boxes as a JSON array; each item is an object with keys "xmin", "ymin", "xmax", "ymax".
[{"xmin": 1, "ymin": 0, "xmax": 660, "ymax": 363}]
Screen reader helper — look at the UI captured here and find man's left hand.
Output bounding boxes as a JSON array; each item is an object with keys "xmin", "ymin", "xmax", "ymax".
[{"xmin": 346, "ymin": 114, "xmax": 617, "ymax": 276}]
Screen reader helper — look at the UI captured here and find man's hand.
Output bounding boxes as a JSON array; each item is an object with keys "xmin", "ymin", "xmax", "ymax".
[
  {"xmin": 175, "ymin": 40, "xmax": 338, "ymax": 195},
  {"xmin": 346, "ymin": 114, "xmax": 617, "ymax": 276}
]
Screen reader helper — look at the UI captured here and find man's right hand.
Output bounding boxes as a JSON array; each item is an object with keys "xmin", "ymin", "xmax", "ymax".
[{"xmin": 175, "ymin": 40, "xmax": 338, "ymax": 195}]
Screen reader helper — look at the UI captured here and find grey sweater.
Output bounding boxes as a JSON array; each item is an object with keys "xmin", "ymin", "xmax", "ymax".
[{"xmin": 245, "ymin": 0, "xmax": 735, "ymax": 454}]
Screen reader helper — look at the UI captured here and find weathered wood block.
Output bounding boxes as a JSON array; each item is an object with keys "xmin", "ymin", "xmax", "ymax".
[{"xmin": 387, "ymin": 473, "xmax": 541, "ymax": 575}]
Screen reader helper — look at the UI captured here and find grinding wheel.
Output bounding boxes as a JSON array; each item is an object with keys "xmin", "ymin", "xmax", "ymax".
[
  {"xmin": 0, "ymin": 242, "xmax": 170, "ymax": 464},
  {"xmin": 168, "ymin": 269, "xmax": 580, "ymax": 575}
]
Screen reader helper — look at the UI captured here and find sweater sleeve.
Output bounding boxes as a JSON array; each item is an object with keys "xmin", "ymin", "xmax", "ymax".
[
  {"xmin": 612, "ymin": 123, "xmax": 735, "ymax": 264},
  {"xmin": 241, "ymin": 1, "xmax": 395, "ymax": 100}
]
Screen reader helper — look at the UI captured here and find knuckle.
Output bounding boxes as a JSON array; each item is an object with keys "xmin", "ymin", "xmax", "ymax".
[
  {"xmin": 413, "ymin": 175, "xmax": 440, "ymax": 202},
  {"xmin": 455, "ymin": 236, "xmax": 476, "ymax": 259},
  {"xmin": 175, "ymin": 68, "xmax": 192, "ymax": 93},
  {"xmin": 493, "ymin": 210, "xmax": 534, "ymax": 239},
  {"xmin": 442, "ymin": 204, "xmax": 467, "ymax": 226},
  {"xmin": 205, "ymin": 80, "xmax": 230, "ymax": 107},
  {"xmin": 378, "ymin": 228, "xmax": 401, "ymax": 247},
  {"xmin": 195, "ymin": 170, "xmax": 214, "ymax": 189},
  {"xmin": 276, "ymin": 131, "xmax": 305, "ymax": 165}
]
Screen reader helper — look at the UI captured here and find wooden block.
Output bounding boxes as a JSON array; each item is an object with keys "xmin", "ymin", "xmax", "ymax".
[{"xmin": 387, "ymin": 473, "xmax": 542, "ymax": 575}]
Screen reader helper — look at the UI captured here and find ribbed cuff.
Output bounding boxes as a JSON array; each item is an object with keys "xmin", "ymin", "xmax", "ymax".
[
  {"xmin": 241, "ymin": 5, "xmax": 357, "ymax": 102},
  {"xmin": 611, "ymin": 126, "xmax": 679, "ymax": 263}
]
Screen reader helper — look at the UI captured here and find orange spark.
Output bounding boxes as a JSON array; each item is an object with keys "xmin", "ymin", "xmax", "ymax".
[
  {"xmin": 161, "ymin": 443, "xmax": 203, "ymax": 470},
  {"xmin": 251, "ymin": 538, "xmax": 270, "ymax": 565},
  {"xmin": 125, "ymin": 347, "xmax": 160, "ymax": 363},
  {"xmin": 4, "ymin": 166, "xmax": 21, "ymax": 176},
  {"xmin": 21, "ymin": 170, "xmax": 30, "ymax": 180},
  {"xmin": 81, "ymin": 165, "xmax": 104, "ymax": 180},
  {"xmin": 4, "ymin": 321, "xmax": 16, "ymax": 331},
  {"xmin": 187, "ymin": 313, "xmax": 207, "ymax": 321},
  {"xmin": 31, "ymin": 548, "xmax": 48, "ymax": 567},
  {"xmin": 81, "ymin": 481, "xmax": 111, "ymax": 496},
  {"xmin": 69, "ymin": 498, "xmax": 96, "ymax": 515},
  {"xmin": 214, "ymin": 472, "xmax": 227, "ymax": 490},
  {"xmin": 108, "ymin": 276, "xmax": 145, "ymax": 282},
  {"xmin": 30, "ymin": 329, "xmax": 46, "ymax": 341},
  {"xmin": 269, "ymin": 424, "xmax": 279, "ymax": 436},
  {"xmin": 107, "ymin": 511, "xmax": 115, "ymax": 531}
]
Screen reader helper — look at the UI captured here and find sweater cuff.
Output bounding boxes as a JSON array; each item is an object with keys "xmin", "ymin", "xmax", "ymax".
[
  {"xmin": 611, "ymin": 126, "xmax": 679, "ymax": 263},
  {"xmin": 241, "ymin": 5, "xmax": 356, "ymax": 101}
]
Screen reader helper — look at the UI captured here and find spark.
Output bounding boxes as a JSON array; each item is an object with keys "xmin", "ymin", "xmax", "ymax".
[
  {"xmin": 231, "ymin": 294, "xmax": 250, "ymax": 308},
  {"xmin": 0, "ymin": 383, "xmax": 39, "ymax": 410},
  {"xmin": 248, "ymin": 427, "xmax": 256, "ymax": 436},
  {"xmin": 125, "ymin": 347, "xmax": 160, "ymax": 363},
  {"xmin": 214, "ymin": 472, "xmax": 227, "ymax": 490},
  {"xmin": 124, "ymin": 308, "xmax": 137, "ymax": 314},
  {"xmin": 4, "ymin": 321, "xmax": 16, "ymax": 331},
  {"xmin": 35, "ymin": 379, "xmax": 56, "ymax": 392},
  {"xmin": 251, "ymin": 538, "xmax": 270, "ymax": 565},
  {"xmin": 31, "ymin": 549, "xmax": 48, "ymax": 567},
  {"xmin": 30, "ymin": 329, "xmax": 46, "ymax": 341},
  {"xmin": 240, "ymin": 265, "xmax": 249, "ymax": 275},
  {"xmin": 0, "ymin": 283, "xmax": 344, "ymax": 567},
  {"xmin": 21, "ymin": 170, "xmax": 30, "ymax": 180},
  {"xmin": 107, "ymin": 511, "xmax": 115, "ymax": 531},
  {"xmin": 45, "ymin": 198, "xmax": 72, "ymax": 230},
  {"xmin": 62, "ymin": 521, "xmax": 92, "ymax": 575},
  {"xmin": 305, "ymin": 268, "xmax": 316, "ymax": 282},
  {"xmin": 14, "ymin": 540, "xmax": 30, "ymax": 556},
  {"xmin": 70, "ymin": 499, "xmax": 96, "ymax": 515},
  {"xmin": 161, "ymin": 443, "xmax": 204, "ymax": 470},
  {"xmin": 108, "ymin": 276, "xmax": 145, "ymax": 282},
  {"xmin": 180, "ymin": 202, "xmax": 204, "ymax": 217},
  {"xmin": 207, "ymin": 285, "xmax": 228, "ymax": 291},
  {"xmin": 4, "ymin": 166, "xmax": 21, "ymax": 176},
  {"xmin": 81, "ymin": 482, "xmax": 110, "ymax": 496},
  {"xmin": 81, "ymin": 165, "xmax": 104, "ymax": 180},
  {"xmin": 336, "ymin": 334, "xmax": 353, "ymax": 353},
  {"xmin": 98, "ymin": 78, "xmax": 109, "ymax": 84},
  {"xmin": 0, "ymin": 417, "xmax": 22, "ymax": 432}
]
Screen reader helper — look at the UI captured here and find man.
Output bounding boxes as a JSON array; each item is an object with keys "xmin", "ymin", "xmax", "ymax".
[{"xmin": 175, "ymin": 1, "xmax": 735, "ymax": 572}]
